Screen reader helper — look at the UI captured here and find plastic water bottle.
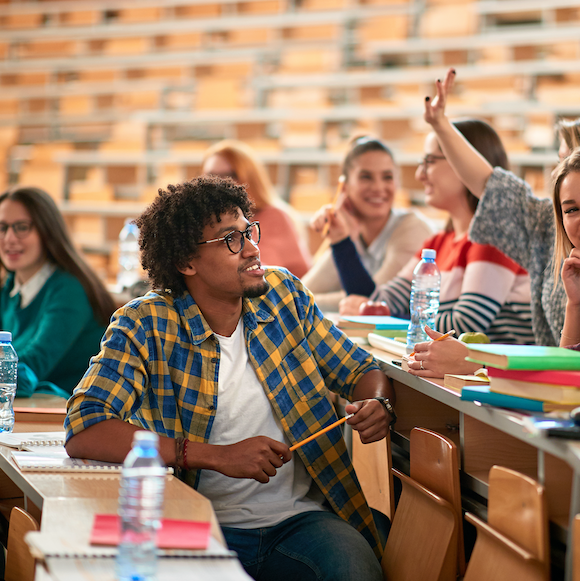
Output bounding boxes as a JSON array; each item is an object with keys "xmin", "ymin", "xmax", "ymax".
[
  {"xmin": 0, "ymin": 332, "xmax": 17, "ymax": 433},
  {"xmin": 117, "ymin": 431, "xmax": 166, "ymax": 581},
  {"xmin": 117, "ymin": 219, "xmax": 141, "ymax": 291},
  {"xmin": 406, "ymin": 249, "xmax": 441, "ymax": 354}
]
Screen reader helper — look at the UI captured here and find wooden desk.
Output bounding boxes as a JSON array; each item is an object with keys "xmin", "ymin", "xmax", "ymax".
[
  {"xmin": 13, "ymin": 394, "xmax": 67, "ymax": 432},
  {"xmin": 369, "ymin": 347, "xmax": 579, "ymax": 581},
  {"xmin": 0, "ymin": 425, "xmax": 250, "ymax": 580}
]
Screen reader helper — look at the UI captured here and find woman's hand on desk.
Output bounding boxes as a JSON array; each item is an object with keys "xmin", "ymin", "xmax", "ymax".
[
  {"xmin": 339, "ymin": 294, "xmax": 369, "ymax": 315},
  {"xmin": 407, "ymin": 327, "xmax": 482, "ymax": 378}
]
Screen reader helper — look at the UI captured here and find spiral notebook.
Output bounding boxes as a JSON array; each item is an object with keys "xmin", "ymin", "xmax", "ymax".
[
  {"xmin": 0, "ymin": 431, "xmax": 66, "ymax": 451},
  {"xmin": 12, "ymin": 449, "xmax": 124, "ymax": 472}
]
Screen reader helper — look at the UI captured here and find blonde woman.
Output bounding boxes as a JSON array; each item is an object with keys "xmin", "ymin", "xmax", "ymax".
[{"xmin": 202, "ymin": 140, "xmax": 312, "ymax": 278}]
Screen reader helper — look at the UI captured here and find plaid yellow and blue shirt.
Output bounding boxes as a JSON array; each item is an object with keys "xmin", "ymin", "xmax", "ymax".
[{"xmin": 65, "ymin": 268, "xmax": 382, "ymax": 555}]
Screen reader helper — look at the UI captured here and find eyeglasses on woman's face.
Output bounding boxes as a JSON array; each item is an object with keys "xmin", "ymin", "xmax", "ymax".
[
  {"xmin": 197, "ymin": 222, "xmax": 261, "ymax": 254},
  {"xmin": 418, "ymin": 154, "xmax": 446, "ymax": 171},
  {"xmin": 0, "ymin": 221, "xmax": 33, "ymax": 240}
]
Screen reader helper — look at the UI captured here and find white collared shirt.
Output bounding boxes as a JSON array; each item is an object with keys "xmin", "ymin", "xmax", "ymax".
[{"xmin": 10, "ymin": 262, "xmax": 56, "ymax": 308}]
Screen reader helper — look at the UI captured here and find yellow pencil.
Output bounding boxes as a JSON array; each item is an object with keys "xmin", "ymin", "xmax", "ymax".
[
  {"xmin": 289, "ymin": 413, "xmax": 354, "ymax": 452},
  {"xmin": 409, "ymin": 329, "xmax": 456, "ymax": 358},
  {"xmin": 321, "ymin": 175, "xmax": 345, "ymax": 238}
]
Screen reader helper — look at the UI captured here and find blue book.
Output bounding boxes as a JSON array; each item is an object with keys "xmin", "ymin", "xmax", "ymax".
[
  {"xmin": 338, "ymin": 315, "xmax": 409, "ymax": 330},
  {"xmin": 460, "ymin": 386, "xmax": 577, "ymax": 412}
]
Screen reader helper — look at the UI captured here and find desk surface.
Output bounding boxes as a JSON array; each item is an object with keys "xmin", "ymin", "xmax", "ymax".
[{"xmin": 368, "ymin": 344, "xmax": 580, "ymax": 580}]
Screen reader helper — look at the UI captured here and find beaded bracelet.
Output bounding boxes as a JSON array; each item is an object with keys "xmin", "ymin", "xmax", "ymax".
[
  {"xmin": 175, "ymin": 437, "xmax": 185, "ymax": 467},
  {"xmin": 183, "ymin": 438, "xmax": 189, "ymax": 471}
]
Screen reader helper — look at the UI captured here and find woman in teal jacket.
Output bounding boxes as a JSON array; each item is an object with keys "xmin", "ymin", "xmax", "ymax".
[{"xmin": 0, "ymin": 186, "xmax": 116, "ymax": 397}]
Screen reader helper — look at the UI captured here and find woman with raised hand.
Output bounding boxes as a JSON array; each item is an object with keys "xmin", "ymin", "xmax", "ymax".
[
  {"xmin": 337, "ymin": 120, "xmax": 535, "ymax": 377},
  {"xmin": 0, "ymin": 186, "xmax": 115, "ymax": 397},
  {"xmin": 202, "ymin": 140, "xmax": 312, "ymax": 278},
  {"xmin": 423, "ymin": 68, "xmax": 580, "ymax": 348},
  {"xmin": 303, "ymin": 135, "xmax": 433, "ymax": 312}
]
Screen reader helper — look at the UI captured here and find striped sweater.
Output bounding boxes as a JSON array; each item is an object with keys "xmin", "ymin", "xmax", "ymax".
[{"xmin": 371, "ymin": 231, "xmax": 535, "ymax": 344}]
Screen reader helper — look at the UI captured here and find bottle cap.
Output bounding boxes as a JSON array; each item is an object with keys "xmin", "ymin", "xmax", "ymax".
[
  {"xmin": 132, "ymin": 430, "xmax": 159, "ymax": 448},
  {"xmin": 421, "ymin": 249, "xmax": 436, "ymax": 260},
  {"xmin": 0, "ymin": 331, "xmax": 12, "ymax": 342}
]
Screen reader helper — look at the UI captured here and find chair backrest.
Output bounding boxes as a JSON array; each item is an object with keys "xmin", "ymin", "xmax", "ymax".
[
  {"xmin": 487, "ymin": 465, "xmax": 550, "ymax": 569},
  {"xmin": 463, "ymin": 465, "xmax": 549, "ymax": 581},
  {"xmin": 382, "ymin": 468, "xmax": 458, "ymax": 581},
  {"xmin": 4, "ymin": 506, "xmax": 40, "ymax": 581},
  {"xmin": 463, "ymin": 513, "xmax": 546, "ymax": 581},
  {"xmin": 410, "ymin": 427, "xmax": 465, "ymax": 576},
  {"xmin": 351, "ymin": 429, "xmax": 395, "ymax": 521}
]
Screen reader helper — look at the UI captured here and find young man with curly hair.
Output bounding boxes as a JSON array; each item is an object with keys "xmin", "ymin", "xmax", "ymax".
[{"xmin": 65, "ymin": 176, "xmax": 394, "ymax": 581}]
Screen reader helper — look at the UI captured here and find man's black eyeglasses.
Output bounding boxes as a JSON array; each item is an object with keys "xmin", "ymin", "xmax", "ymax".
[{"xmin": 198, "ymin": 222, "xmax": 261, "ymax": 254}]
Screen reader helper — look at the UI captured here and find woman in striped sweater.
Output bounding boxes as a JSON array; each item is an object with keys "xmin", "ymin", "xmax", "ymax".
[{"xmin": 336, "ymin": 119, "xmax": 535, "ymax": 376}]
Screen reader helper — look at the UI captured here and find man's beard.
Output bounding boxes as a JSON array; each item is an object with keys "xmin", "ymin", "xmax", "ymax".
[{"xmin": 243, "ymin": 280, "xmax": 269, "ymax": 298}]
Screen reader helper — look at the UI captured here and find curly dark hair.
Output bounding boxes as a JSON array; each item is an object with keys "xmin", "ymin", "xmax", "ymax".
[{"xmin": 136, "ymin": 175, "xmax": 254, "ymax": 295}]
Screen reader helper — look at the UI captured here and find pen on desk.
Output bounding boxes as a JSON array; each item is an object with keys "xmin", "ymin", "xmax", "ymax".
[
  {"xmin": 321, "ymin": 175, "xmax": 345, "ymax": 238},
  {"xmin": 409, "ymin": 329, "xmax": 456, "ymax": 358},
  {"xmin": 289, "ymin": 413, "xmax": 355, "ymax": 452}
]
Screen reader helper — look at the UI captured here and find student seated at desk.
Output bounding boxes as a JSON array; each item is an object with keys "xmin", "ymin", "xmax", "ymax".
[
  {"xmin": 64, "ymin": 176, "xmax": 395, "ymax": 581},
  {"xmin": 303, "ymin": 135, "xmax": 433, "ymax": 312},
  {"xmin": 404, "ymin": 71, "xmax": 580, "ymax": 376},
  {"xmin": 336, "ymin": 121, "xmax": 534, "ymax": 375},
  {"xmin": 405, "ymin": 72, "xmax": 580, "ymax": 377},
  {"xmin": 0, "ymin": 187, "xmax": 115, "ymax": 397}
]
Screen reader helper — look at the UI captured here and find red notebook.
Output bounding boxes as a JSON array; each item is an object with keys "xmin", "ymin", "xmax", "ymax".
[{"xmin": 90, "ymin": 514, "xmax": 211, "ymax": 550}]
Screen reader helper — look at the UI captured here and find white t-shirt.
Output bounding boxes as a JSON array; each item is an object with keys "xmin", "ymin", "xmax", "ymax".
[{"xmin": 196, "ymin": 319, "xmax": 325, "ymax": 529}]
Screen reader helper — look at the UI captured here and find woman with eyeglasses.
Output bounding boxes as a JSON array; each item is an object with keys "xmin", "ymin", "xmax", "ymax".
[
  {"xmin": 419, "ymin": 68, "xmax": 580, "ymax": 353},
  {"xmin": 303, "ymin": 135, "xmax": 433, "ymax": 312},
  {"xmin": 202, "ymin": 140, "xmax": 312, "ymax": 278},
  {"xmin": 337, "ymin": 120, "xmax": 535, "ymax": 375},
  {"xmin": 0, "ymin": 186, "xmax": 116, "ymax": 397}
]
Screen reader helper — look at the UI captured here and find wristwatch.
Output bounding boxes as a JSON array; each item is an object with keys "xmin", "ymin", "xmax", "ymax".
[{"xmin": 374, "ymin": 396, "xmax": 397, "ymax": 426}]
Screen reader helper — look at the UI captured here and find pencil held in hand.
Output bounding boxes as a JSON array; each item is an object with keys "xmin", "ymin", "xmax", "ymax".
[
  {"xmin": 289, "ymin": 413, "xmax": 354, "ymax": 452},
  {"xmin": 409, "ymin": 329, "xmax": 456, "ymax": 358},
  {"xmin": 321, "ymin": 175, "xmax": 345, "ymax": 238}
]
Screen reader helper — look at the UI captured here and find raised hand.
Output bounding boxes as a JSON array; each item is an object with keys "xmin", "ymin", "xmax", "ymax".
[
  {"xmin": 213, "ymin": 436, "xmax": 291, "ymax": 483},
  {"xmin": 424, "ymin": 68, "xmax": 456, "ymax": 129}
]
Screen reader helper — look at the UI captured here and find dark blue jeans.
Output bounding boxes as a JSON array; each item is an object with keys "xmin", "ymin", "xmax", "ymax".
[{"xmin": 222, "ymin": 511, "xmax": 383, "ymax": 581}]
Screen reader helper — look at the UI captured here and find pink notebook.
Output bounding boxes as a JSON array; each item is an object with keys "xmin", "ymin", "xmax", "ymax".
[{"xmin": 90, "ymin": 514, "xmax": 211, "ymax": 550}]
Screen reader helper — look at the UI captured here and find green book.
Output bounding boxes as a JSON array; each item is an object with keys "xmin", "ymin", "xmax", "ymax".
[
  {"xmin": 369, "ymin": 328, "xmax": 408, "ymax": 339},
  {"xmin": 465, "ymin": 344, "xmax": 580, "ymax": 371}
]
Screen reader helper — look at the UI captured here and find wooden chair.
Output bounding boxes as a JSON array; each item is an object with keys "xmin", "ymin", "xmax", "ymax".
[
  {"xmin": 4, "ymin": 507, "xmax": 39, "ymax": 581},
  {"xmin": 410, "ymin": 427, "xmax": 465, "ymax": 577},
  {"xmin": 381, "ymin": 469, "xmax": 458, "ymax": 581},
  {"xmin": 351, "ymin": 429, "xmax": 395, "ymax": 521},
  {"xmin": 463, "ymin": 465, "xmax": 549, "ymax": 581}
]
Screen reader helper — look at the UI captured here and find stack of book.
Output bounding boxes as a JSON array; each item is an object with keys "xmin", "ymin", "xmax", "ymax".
[
  {"xmin": 336, "ymin": 315, "xmax": 409, "ymax": 340},
  {"xmin": 460, "ymin": 344, "xmax": 580, "ymax": 413}
]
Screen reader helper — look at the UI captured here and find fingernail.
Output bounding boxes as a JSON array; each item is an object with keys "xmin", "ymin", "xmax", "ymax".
[
  {"xmin": 425, "ymin": 96, "xmax": 430, "ymax": 101},
  {"xmin": 451, "ymin": 69, "xmax": 456, "ymax": 74},
  {"xmin": 437, "ymin": 79, "xmax": 441, "ymax": 83}
]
